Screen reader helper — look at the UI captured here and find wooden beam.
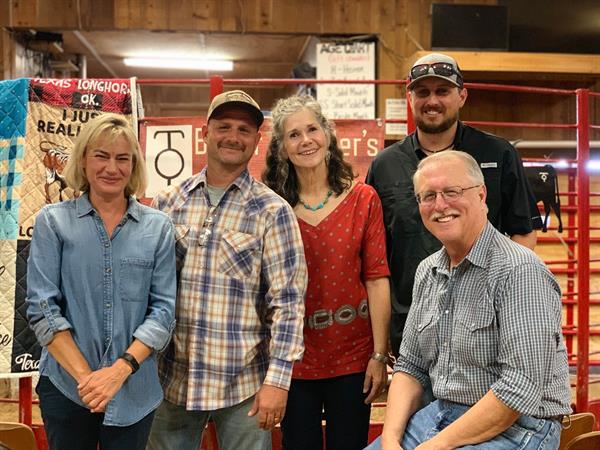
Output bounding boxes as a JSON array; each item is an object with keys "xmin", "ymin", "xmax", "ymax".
[
  {"xmin": 0, "ymin": 29, "xmax": 4, "ymax": 78},
  {"xmin": 4, "ymin": 0, "xmax": 399, "ymax": 34},
  {"xmin": 1, "ymin": 28, "xmax": 15, "ymax": 80},
  {"xmin": 0, "ymin": 0, "xmax": 8, "ymax": 26},
  {"xmin": 79, "ymin": 0, "xmax": 115, "ymax": 29},
  {"xmin": 403, "ymin": 51, "xmax": 600, "ymax": 76}
]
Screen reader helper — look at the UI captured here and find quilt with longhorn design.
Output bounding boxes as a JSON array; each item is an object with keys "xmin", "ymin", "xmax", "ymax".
[{"xmin": 0, "ymin": 77, "xmax": 137, "ymax": 376}]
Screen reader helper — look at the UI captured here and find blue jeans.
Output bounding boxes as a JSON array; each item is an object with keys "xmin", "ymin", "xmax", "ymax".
[
  {"xmin": 146, "ymin": 396, "xmax": 271, "ymax": 450},
  {"xmin": 37, "ymin": 376, "xmax": 155, "ymax": 450},
  {"xmin": 364, "ymin": 399, "xmax": 561, "ymax": 450}
]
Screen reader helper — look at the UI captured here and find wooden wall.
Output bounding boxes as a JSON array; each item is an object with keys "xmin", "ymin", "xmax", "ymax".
[
  {"xmin": 4, "ymin": 1, "xmax": 600, "ymax": 127},
  {"xmin": 1, "ymin": 0, "xmax": 502, "ymax": 113},
  {"xmin": 0, "ymin": 29, "xmax": 4, "ymax": 79},
  {"xmin": 0, "ymin": 25, "xmax": 16, "ymax": 81},
  {"xmin": 5, "ymin": 0, "xmax": 398, "ymax": 34}
]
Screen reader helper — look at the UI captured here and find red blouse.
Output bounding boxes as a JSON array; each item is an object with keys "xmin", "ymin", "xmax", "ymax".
[{"xmin": 293, "ymin": 182, "xmax": 390, "ymax": 379}]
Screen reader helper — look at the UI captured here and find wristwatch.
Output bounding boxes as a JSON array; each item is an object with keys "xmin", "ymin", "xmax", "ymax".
[{"xmin": 119, "ymin": 352, "xmax": 140, "ymax": 374}]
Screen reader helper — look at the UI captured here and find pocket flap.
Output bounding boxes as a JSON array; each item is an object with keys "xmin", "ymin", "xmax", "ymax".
[
  {"xmin": 174, "ymin": 224, "xmax": 190, "ymax": 241},
  {"xmin": 458, "ymin": 303, "xmax": 495, "ymax": 332},
  {"xmin": 222, "ymin": 230, "xmax": 260, "ymax": 253},
  {"xmin": 418, "ymin": 312, "xmax": 437, "ymax": 332}
]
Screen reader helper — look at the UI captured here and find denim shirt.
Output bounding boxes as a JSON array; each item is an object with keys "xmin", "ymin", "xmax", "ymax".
[{"xmin": 26, "ymin": 193, "xmax": 176, "ymax": 426}]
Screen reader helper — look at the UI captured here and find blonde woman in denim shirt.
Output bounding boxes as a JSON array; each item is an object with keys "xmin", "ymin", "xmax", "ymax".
[{"xmin": 26, "ymin": 113, "xmax": 176, "ymax": 450}]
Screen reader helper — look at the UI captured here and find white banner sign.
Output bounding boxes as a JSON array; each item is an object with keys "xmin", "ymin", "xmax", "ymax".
[{"xmin": 316, "ymin": 42, "xmax": 376, "ymax": 119}]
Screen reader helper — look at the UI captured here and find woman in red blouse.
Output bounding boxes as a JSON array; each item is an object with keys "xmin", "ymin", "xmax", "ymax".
[{"xmin": 263, "ymin": 95, "xmax": 391, "ymax": 450}]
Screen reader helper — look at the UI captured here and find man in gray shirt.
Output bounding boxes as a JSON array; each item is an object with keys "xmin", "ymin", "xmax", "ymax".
[{"xmin": 366, "ymin": 151, "xmax": 570, "ymax": 450}]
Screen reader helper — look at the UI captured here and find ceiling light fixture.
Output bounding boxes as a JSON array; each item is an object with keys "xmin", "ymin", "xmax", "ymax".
[{"xmin": 123, "ymin": 57, "xmax": 233, "ymax": 71}]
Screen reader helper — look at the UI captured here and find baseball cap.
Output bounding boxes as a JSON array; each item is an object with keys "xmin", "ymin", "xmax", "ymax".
[
  {"xmin": 407, "ymin": 53, "xmax": 463, "ymax": 90},
  {"xmin": 207, "ymin": 90, "xmax": 264, "ymax": 128}
]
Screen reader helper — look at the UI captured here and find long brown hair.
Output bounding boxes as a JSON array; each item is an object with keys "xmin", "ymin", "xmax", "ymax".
[{"xmin": 262, "ymin": 95, "xmax": 354, "ymax": 206}]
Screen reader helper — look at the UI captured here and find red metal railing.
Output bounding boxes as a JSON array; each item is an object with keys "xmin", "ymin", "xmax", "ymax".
[
  {"xmin": 149, "ymin": 74, "xmax": 599, "ymax": 423},
  {"xmin": 576, "ymin": 89, "xmax": 591, "ymax": 410}
]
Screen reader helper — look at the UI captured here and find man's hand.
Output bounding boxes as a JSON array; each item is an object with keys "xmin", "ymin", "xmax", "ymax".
[
  {"xmin": 247, "ymin": 384, "xmax": 288, "ymax": 430},
  {"xmin": 363, "ymin": 358, "xmax": 388, "ymax": 404},
  {"xmin": 78, "ymin": 359, "xmax": 131, "ymax": 413}
]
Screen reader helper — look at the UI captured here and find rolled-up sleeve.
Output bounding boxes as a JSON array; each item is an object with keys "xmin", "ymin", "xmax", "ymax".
[
  {"xmin": 26, "ymin": 208, "xmax": 73, "ymax": 346},
  {"xmin": 133, "ymin": 216, "xmax": 177, "ymax": 351},
  {"xmin": 394, "ymin": 263, "xmax": 431, "ymax": 388},
  {"xmin": 261, "ymin": 204, "xmax": 307, "ymax": 390},
  {"xmin": 491, "ymin": 262, "xmax": 562, "ymax": 415},
  {"xmin": 500, "ymin": 148, "xmax": 540, "ymax": 234}
]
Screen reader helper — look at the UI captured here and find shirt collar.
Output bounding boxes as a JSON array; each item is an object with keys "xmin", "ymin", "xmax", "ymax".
[
  {"xmin": 75, "ymin": 192, "xmax": 141, "ymax": 222},
  {"xmin": 463, "ymin": 221, "xmax": 494, "ymax": 269},
  {"xmin": 409, "ymin": 133, "xmax": 426, "ymax": 160},
  {"xmin": 431, "ymin": 220, "xmax": 493, "ymax": 274},
  {"xmin": 186, "ymin": 167, "xmax": 254, "ymax": 203},
  {"xmin": 125, "ymin": 197, "xmax": 142, "ymax": 222},
  {"xmin": 412, "ymin": 120, "xmax": 465, "ymax": 160},
  {"xmin": 75, "ymin": 192, "xmax": 94, "ymax": 217},
  {"xmin": 453, "ymin": 120, "xmax": 466, "ymax": 148}
]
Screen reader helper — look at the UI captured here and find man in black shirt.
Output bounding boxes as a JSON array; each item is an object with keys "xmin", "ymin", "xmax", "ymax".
[{"xmin": 366, "ymin": 53, "xmax": 542, "ymax": 356}]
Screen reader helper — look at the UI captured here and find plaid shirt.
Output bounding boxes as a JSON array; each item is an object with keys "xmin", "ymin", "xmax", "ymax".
[
  {"xmin": 396, "ymin": 222, "xmax": 571, "ymax": 418},
  {"xmin": 152, "ymin": 169, "xmax": 307, "ymax": 411}
]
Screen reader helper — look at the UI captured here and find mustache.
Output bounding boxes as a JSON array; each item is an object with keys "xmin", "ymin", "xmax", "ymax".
[
  {"xmin": 430, "ymin": 210, "xmax": 459, "ymax": 221},
  {"xmin": 218, "ymin": 141, "xmax": 245, "ymax": 151}
]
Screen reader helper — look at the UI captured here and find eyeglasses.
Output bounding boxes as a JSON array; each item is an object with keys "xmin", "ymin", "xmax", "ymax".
[
  {"xmin": 410, "ymin": 63, "xmax": 462, "ymax": 83},
  {"xmin": 415, "ymin": 185, "xmax": 481, "ymax": 205}
]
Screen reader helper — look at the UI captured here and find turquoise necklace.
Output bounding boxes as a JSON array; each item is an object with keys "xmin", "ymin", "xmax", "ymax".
[{"xmin": 299, "ymin": 189, "xmax": 334, "ymax": 211}]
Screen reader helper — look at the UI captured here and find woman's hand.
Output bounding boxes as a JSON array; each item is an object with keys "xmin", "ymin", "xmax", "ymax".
[
  {"xmin": 78, "ymin": 359, "xmax": 131, "ymax": 412},
  {"xmin": 363, "ymin": 357, "xmax": 388, "ymax": 404}
]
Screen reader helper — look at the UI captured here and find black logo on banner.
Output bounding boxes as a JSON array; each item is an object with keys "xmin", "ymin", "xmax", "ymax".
[
  {"xmin": 72, "ymin": 92, "xmax": 103, "ymax": 109},
  {"xmin": 153, "ymin": 130, "xmax": 185, "ymax": 186}
]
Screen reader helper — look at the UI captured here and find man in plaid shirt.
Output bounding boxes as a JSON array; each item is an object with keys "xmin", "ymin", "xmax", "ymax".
[
  {"xmin": 147, "ymin": 90, "xmax": 308, "ymax": 450},
  {"xmin": 367, "ymin": 151, "xmax": 570, "ymax": 450}
]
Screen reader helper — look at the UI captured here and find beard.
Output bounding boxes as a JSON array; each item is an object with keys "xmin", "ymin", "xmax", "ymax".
[{"xmin": 415, "ymin": 111, "xmax": 459, "ymax": 134}]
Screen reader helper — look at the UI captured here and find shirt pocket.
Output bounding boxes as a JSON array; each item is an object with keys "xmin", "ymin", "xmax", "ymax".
[
  {"xmin": 218, "ymin": 230, "xmax": 261, "ymax": 279},
  {"xmin": 416, "ymin": 311, "xmax": 440, "ymax": 363},
  {"xmin": 455, "ymin": 303, "xmax": 497, "ymax": 366},
  {"xmin": 120, "ymin": 258, "xmax": 154, "ymax": 302}
]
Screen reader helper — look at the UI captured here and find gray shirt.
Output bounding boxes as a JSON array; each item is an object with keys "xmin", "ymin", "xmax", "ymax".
[{"xmin": 396, "ymin": 222, "xmax": 571, "ymax": 418}]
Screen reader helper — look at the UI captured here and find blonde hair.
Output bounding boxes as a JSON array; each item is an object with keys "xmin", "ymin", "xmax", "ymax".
[{"xmin": 63, "ymin": 113, "xmax": 147, "ymax": 197}]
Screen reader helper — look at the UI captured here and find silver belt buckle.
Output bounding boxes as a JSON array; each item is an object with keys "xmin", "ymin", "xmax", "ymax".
[
  {"xmin": 335, "ymin": 304, "xmax": 357, "ymax": 325},
  {"xmin": 357, "ymin": 299, "xmax": 368, "ymax": 319},
  {"xmin": 308, "ymin": 309, "xmax": 333, "ymax": 330},
  {"xmin": 306, "ymin": 301, "xmax": 369, "ymax": 330}
]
